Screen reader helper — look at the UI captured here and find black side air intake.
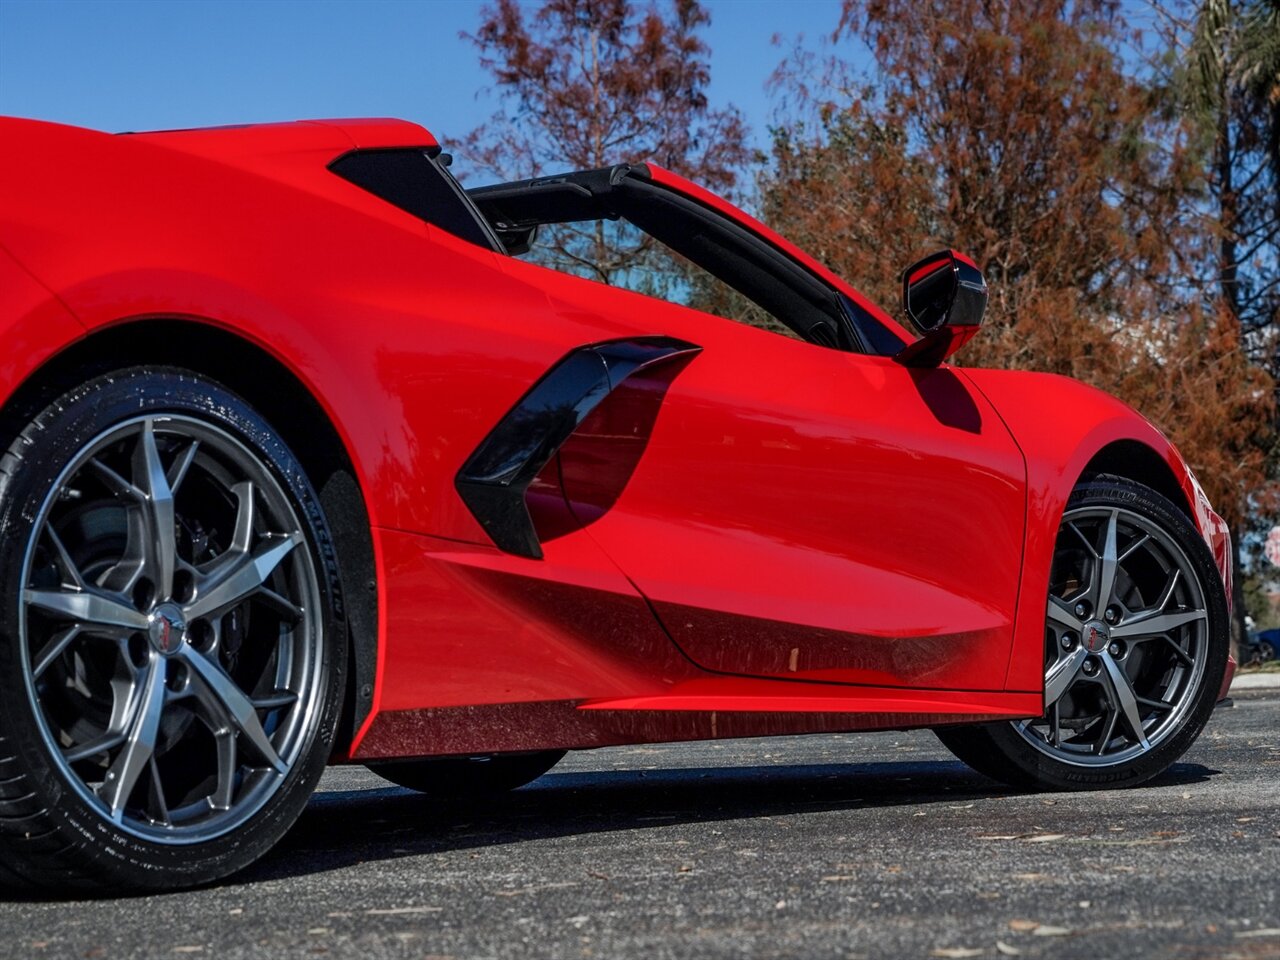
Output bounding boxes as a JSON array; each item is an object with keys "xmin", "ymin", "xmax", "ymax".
[{"xmin": 455, "ymin": 336, "xmax": 700, "ymax": 558}]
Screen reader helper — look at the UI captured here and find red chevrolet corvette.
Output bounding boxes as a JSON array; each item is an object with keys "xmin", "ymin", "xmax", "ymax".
[{"xmin": 0, "ymin": 116, "xmax": 1234, "ymax": 891}]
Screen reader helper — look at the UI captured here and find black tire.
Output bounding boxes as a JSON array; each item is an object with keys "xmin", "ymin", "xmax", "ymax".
[
  {"xmin": 936, "ymin": 475, "xmax": 1229, "ymax": 791},
  {"xmin": 1258, "ymin": 641, "xmax": 1275, "ymax": 664},
  {"xmin": 0, "ymin": 367, "xmax": 345, "ymax": 891},
  {"xmin": 368, "ymin": 751, "xmax": 566, "ymax": 798}
]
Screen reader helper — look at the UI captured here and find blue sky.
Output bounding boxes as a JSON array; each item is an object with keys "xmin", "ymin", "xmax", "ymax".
[{"xmin": 0, "ymin": 0, "xmax": 850, "ymax": 155}]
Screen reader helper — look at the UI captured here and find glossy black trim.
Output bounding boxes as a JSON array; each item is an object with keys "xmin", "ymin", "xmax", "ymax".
[
  {"xmin": 895, "ymin": 250, "xmax": 987, "ymax": 367},
  {"xmin": 329, "ymin": 147, "xmax": 505, "ymax": 252},
  {"xmin": 456, "ymin": 337, "xmax": 701, "ymax": 558}
]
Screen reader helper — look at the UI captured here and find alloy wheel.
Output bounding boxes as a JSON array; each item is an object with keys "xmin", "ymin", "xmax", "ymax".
[
  {"xmin": 19, "ymin": 414, "xmax": 323, "ymax": 843},
  {"xmin": 1015, "ymin": 505, "xmax": 1208, "ymax": 766}
]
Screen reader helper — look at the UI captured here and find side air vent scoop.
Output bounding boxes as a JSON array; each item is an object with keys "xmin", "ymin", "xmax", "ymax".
[{"xmin": 455, "ymin": 336, "xmax": 701, "ymax": 558}]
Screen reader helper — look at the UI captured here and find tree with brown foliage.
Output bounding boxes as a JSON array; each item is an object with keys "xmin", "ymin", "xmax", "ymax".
[
  {"xmin": 779, "ymin": 0, "xmax": 1199, "ymax": 370},
  {"xmin": 1162, "ymin": 0, "xmax": 1280, "ymax": 635},
  {"xmin": 463, "ymin": 0, "xmax": 749, "ymax": 288}
]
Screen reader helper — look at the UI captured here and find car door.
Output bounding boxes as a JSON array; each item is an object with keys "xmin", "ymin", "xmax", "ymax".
[{"xmin": 539, "ymin": 288, "xmax": 1028, "ymax": 694}]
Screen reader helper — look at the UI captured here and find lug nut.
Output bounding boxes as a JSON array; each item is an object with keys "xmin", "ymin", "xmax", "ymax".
[
  {"xmin": 132, "ymin": 577, "xmax": 156, "ymax": 612},
  {"xmin": 1061, "ymin": 633, "xmax": 1077, "ymax": 651},
  {"xmin": 166, "ymin": 661, "xmax": 188, "ymax": 694},
  {"xmin": 189, "ymin": 619, "xmax": 215, "ymax": 652},
  {"xmin": 1104, "ymin": 607, "xmax": 1118, "ymax": 624},
  {"xmin": 127, "ymin": 632, "xmax": 150, "ymax": 670},
  {"xmin": 1108, "ymin": 642, "xmax": 1121, "ymax": 657},
  {"xmin": 1075, "ymin": 602, "xmax": 1089, "ymax": 618},
  {"xmin": 173, "ymin": 569, "xmax": 196, "ymax": 604},
  {"xmin": 1083, "ymin": 658, "xmax": 1098, "ymax": 676}
]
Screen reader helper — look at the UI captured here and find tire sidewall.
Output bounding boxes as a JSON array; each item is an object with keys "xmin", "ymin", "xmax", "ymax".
[{"xmin": 0, "ymin": 367, "xmax": 344, "ymax": 888}]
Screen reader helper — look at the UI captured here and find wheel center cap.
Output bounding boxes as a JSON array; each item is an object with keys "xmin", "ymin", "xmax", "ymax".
[
  {"xmin": 1083, "ymin": 619, "xmax": 1110, "ymax": 653},
  {"xmin": 148, "ymin": 603, "xmax": 187, "ymax": 656}
]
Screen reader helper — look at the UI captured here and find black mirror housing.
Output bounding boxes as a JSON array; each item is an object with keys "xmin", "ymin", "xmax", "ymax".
[{"xmin": 894, "ymin": 249, "xmax": 987, "ymax": 367}]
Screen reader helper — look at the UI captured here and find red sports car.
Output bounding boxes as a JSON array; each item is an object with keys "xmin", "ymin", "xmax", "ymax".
[{"xmin": 0, "ymin": 116, "xmax": 1234, "ymax": 891}]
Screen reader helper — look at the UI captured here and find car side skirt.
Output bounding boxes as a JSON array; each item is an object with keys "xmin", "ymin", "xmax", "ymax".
[{"xmin": 350, "ymin": 685, "xmax": 1040, "ymax": 760}]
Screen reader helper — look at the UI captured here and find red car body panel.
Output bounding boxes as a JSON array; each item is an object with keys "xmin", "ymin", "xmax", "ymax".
[{"xmin": 0, "ymin": 116, "xmax": 1234, "ymax": 760}]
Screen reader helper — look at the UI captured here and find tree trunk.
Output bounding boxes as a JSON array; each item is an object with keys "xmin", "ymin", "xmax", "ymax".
[
  {"xmin": 1230, "ymin": 521, "xmax": 1247, "ymax": 662},
  {"xmin": 1216, "ymin": 65, "xmax": 1251, "ymax": 657},
  {"xmin": 1271, "ymin": 98, "xmax": 1280, "ymax": 251}
]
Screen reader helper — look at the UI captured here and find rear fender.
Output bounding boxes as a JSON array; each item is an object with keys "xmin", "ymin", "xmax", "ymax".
[{"xmin": 0, "ymin": 244, "xmax": 86, "ymax": 420}]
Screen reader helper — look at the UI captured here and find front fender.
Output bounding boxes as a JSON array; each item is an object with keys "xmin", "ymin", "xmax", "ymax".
[{"xmin": 959, "ymin": 368, "xmax": 1232, "ymax": 693}]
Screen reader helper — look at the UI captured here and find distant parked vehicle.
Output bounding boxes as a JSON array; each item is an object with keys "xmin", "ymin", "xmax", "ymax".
[{"xmin": 1247, "ymin": 629, "xmax": 1279, "ymax": 663}]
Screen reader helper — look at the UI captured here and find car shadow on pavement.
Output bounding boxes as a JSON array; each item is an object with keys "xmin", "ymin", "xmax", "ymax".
[{"xmin": 243, "ymin": 758, "xmax": 1218, "ymax": 885}]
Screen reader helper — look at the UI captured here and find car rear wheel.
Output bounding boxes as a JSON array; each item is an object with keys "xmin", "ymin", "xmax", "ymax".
[
  {"xmin": 0, "ymin": 368, "xmax": 344, "ymax": 890},
  {"xmin": 368, "ymin": 751, "xmax": 566, "ymax": 798},
  {"xmin": 937, "ymin": 475, "xmax": 1229, "ymax": 790}
]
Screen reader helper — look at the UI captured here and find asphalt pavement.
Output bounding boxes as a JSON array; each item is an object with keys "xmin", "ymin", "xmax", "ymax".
[{"xmin": 1, "ymin": 690, "xmax": 1278, "ymax": 960}]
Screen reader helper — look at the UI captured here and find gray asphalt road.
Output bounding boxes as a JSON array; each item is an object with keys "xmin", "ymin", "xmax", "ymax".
[{"xmin": 2, "ymin": 694, "xmax": 1278, "ymax": 960}]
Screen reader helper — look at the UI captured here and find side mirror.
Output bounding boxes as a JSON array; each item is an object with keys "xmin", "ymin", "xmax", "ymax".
[{"xmin": 894, "ymin": 249, "xmax": 987, "ymax": 367}]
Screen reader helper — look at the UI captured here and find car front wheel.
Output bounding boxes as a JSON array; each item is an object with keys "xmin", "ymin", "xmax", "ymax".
[{"xmin": 937, "ymin": 475, "xmax": 1229, "ymax": 790}]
